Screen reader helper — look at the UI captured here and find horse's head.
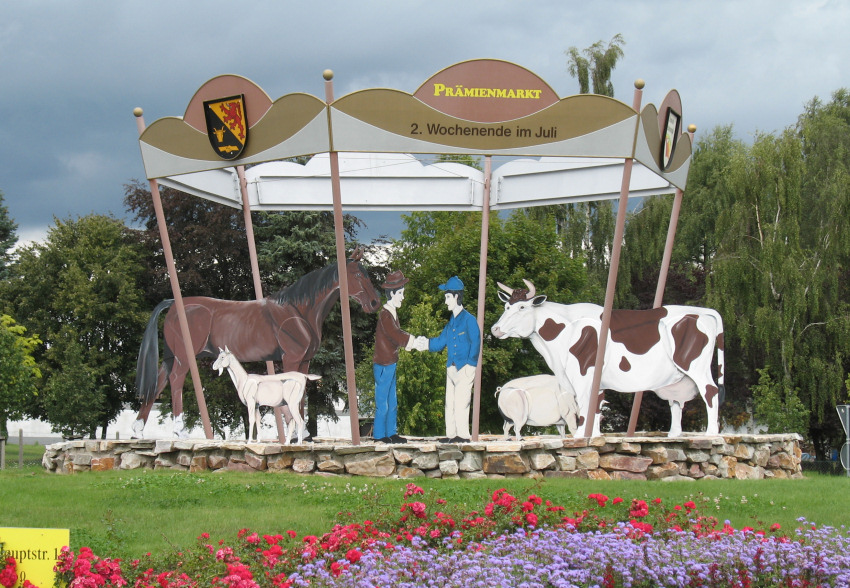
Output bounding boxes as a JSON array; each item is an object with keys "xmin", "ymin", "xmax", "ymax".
[
  {"xmin": 213, "ymin": 347, "xmax": 234, "ymax": 375},
  {"xmin": 346, "ymin": 247, "xmax": 381, "ymax": 313}
]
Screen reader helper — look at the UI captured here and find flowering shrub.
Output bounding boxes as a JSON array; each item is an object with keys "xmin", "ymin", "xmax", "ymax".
[
  {"xmin": 44, "ymin": 484, "xmax": 850, "ymax": 587},
  {"xmin": 0, "ymin": 552, "xmax": 35, "ymax": 588}
]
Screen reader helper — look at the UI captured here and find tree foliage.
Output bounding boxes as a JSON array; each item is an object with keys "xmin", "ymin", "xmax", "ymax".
[
  {"xmin": 705, "ymin": 89, "xmax": 850, "ymax": 455},
  {"xmin": 0, "ymin": 314, "xmax": 41, "ymax": 439},
  {"xmin": 565, "ymin": 34, "xmax": 625, "ymax": 98},
  {"xmin": 0, "ymin": 191, "xmax": 17, "ymax": 280},
  {"xmin": 1, "ymin": 215, "xmax": 148, "ymax": 438}
]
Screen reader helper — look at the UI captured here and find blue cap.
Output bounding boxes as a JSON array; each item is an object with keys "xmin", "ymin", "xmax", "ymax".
[{"xmin": 438, "ymin": 276, "xmax": 464, "ymax": 291}]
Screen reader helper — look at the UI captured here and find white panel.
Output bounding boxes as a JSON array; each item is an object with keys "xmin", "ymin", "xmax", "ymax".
[
  {"xmin": 159, "ymin": 168, "xmax": 241, "ymax": 209},
  {"xmin": 162, "ymin": 152, "xmax": 678, "ymax": 213},
  {"xmin": 491, "ymin": 157, "xmax": 675, "ymax": 210}
]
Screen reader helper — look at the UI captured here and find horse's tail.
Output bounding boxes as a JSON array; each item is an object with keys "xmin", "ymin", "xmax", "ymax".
[{"xmin": 135, "ymin": 299, "xmax": 174, "ymax": 405}]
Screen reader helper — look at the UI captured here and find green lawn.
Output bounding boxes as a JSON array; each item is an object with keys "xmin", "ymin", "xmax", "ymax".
[{"xmin": 2, "ymin": 462, "xmax": 849, "ymax": 561}]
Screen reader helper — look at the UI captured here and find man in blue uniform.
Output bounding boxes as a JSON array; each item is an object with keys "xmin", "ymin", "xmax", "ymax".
[{"xmin": 416, "ymin": 276, "xmax": 480, "ymax": 442}]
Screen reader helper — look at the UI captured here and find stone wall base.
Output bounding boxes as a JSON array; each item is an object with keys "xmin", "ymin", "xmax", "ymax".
[{"xmin": 42, "ymin": 433, "xmax": 803, "ymax": 481}]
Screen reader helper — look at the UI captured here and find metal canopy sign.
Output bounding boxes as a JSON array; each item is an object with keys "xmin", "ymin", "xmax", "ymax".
[
  {"xmin": 134, "ymin": 60, "xmax": 697, "ymax": 443},
  {"xmin": 138, "ymin": 60, "xmax": 693, "ymax": 191}
]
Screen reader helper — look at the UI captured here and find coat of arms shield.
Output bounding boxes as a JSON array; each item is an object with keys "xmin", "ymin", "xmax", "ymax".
[{"xmin": 203, "ymin": 94, "xmax": 248, "ymax": 160}]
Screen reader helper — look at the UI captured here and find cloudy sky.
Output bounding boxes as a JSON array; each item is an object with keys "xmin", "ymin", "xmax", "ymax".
[{"xmin": 1, "ymin": 1, "xmax": 846, "ymax": 245}]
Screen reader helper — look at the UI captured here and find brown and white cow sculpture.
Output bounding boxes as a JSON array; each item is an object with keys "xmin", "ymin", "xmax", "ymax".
[{"xmin": 491, "ymin": 281, "xmax": 725, "ymax": 438}]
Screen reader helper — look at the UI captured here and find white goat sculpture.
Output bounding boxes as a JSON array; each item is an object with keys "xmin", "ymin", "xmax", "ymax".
[{"xmin": 212, "ymin": 347, "xmax": 320, "ymax": 444}]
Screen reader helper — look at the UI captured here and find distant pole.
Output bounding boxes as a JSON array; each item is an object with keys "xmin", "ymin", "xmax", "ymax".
[
  {"xmin": 1, "ymin": 435, "xmax": 5, "ymax": 470},
  {"xmin": 471, "ymin": 156, "xmax": 492, "ymax": 441},
  {"xmin": 627, "ymin": 124, "xmax": 696, "ymax": 436},
  {"xmin": 18, "ymin": 429, "xmax": 23, "ymax": 468},
  {"xmin": 324, "ymin": 70, "xmax": 361, "ymax": 445},
  {"xmin": 133, "ymin": 108, "xmax": 213, "ymax": 439},
  {"xmin": 583, "ymin": 80, "xmax": 644, "ymax": 437}
]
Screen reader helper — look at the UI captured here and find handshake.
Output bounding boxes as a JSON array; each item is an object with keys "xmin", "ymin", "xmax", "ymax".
[{"xmin": 409, "ymin": 335, "xmax": 429, "ymax": 352}]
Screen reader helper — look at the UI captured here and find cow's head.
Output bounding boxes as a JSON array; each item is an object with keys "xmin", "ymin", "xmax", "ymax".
[{"xmin": 491, "ymin": 279, "xmax": 547, "ymax": 339}]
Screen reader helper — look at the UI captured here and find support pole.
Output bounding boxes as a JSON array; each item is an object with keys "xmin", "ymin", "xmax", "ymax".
[
  {"xmin": 626, "ymin": 124, "xmax": 695, "ymax": 436},
  {"xmin": 582, "ymin": 81, "xmax": 644, "ymax": 438},
  {"xmin": 323, "ymin": 70, "xmax": 361, "ymax": 445},
  {"xmin": 471, "ymin": 155, "xmax": 492, "ymax": 441},
  {"xmin": 134, "ymin": 109, "xmax": 213, "ymax": 439},
  {"xmin": 236, "ymin": 165, "xmax": 288, "ymax": 443}
]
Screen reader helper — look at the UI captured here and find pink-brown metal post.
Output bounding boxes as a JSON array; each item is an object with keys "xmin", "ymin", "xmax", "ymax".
[
  {"xmin": 236, "ymin": 165, "xmax": 288, "ymax": 442},
  {"xmin": 323, "ymin": 70, "xmax": 361, "ymax": 445},
  {"xmin": 582, "ymin": 80, "xmax": 644, "ymax": 438},
  {"xmin": 134, "ymin": 108, "xmax": 213, "ymax": 439},
  {"xmin": 626, "ymin": 124, "xmax": 696, "ymax": 435},
  {"xmin": 471, "ymin": 155, "xmax": 493, "ymax": 441}
]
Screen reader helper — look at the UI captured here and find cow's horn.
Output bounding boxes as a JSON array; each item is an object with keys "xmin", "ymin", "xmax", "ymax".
[
  {"xmin": 522, "ymin": 279, "xmax": 536, "ymax": 299},
  {"xmin": 496, "ymin": 282, "xmax": 514, "ymax": 295}
]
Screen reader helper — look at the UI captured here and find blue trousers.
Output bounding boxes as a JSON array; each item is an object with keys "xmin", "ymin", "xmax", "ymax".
[{"xmin": 373, "ymin": 363, "xmax": 398, "ymax": 439}]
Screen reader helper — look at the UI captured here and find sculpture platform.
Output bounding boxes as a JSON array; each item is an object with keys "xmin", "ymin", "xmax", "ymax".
[{"xmin": 42, "ymin": 433, "xmax": 803, "ymax": 481}]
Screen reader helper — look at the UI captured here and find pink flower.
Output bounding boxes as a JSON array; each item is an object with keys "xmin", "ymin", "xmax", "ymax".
[
  {"xmin": 525, "ymin": 513, "xmax": 538, "ymax": 526},
  {"xmin": 612, "ymin": 497, "xmax": 623, "ymax": 505},
  {"xmin": 403, "ymin": 483, "xmax": 424, "ymax": 498},
  {"xmin": 409, "ymin": 502, "xmax": 427, "ymax": 519}
]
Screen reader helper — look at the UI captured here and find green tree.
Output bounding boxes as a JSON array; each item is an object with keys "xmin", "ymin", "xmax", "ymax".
[
  {"xmin": 709, "ymin": 91, "xmax": 850, "ymax": 455},
  {"xmin": 124, "ymin": 181, "xmax": 263, "ymax": 305},
  {"xmin": 0, "ymin": 191, "xmax": 17, "ymax": 280},
  {"xmin": 0, "ymin": 314, "xmax": 41, "ymax": 439},
  {"xmin": 1, "ymin": 215, "xmax": 148, "ymax": 438},
  {"xmin": 375, "ymin": 209, "xmax": 586, "ymax": 434}
]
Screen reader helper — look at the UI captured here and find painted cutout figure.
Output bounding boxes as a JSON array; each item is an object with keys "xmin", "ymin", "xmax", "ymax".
[
  {"xmin": 372, "ymin": 271, "xmax": 419, "ymax": 444},
  {"xmin": 414, "ymin": 276, "xmax": 480, "ymax": 442}
]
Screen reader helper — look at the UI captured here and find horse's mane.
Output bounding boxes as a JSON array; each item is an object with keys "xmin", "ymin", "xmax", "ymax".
[{"xmin": 271, "ymin": 262, "xmax": 341, "ymax": 306}]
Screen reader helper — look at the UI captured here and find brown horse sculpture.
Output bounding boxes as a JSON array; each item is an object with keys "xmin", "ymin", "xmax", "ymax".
[{"xmin": 132, "ymin": 248, "xmax": 380, "ymax": 438}]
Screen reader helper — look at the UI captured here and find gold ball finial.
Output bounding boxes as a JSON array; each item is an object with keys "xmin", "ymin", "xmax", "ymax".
[
  {"xmin": 322, "ymin": 69, "xmax": 334, "ymax": 81},
  {"xmin": 133, "ymin": 107, "xmax": 144, "ymax": 117},
  {"xmin": 634, "ymin": 79, "xmax": 645, "ymax": 90},
  {"xmin": 688, "ymin": 124, "xmax": 697, "ymax": 133}
]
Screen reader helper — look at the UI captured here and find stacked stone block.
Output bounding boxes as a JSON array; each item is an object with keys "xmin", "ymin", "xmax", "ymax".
[{"xmin": 42, "ymin": 434, "xmax": 803, "ymax": 480}]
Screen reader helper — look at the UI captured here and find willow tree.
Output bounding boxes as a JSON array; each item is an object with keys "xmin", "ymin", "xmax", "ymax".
[
  {"xmin": 709, "ymin": 90, "xmax": 850, "ymax": 455},
  {"xmin": 566, "ymin": 33, "xmax": 625, "ymax": 97}
]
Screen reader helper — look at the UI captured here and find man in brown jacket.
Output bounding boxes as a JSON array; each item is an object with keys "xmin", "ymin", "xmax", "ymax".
[{"xmin": 372, "ymin": 270, "xmax": 417, "ymax": 443}]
